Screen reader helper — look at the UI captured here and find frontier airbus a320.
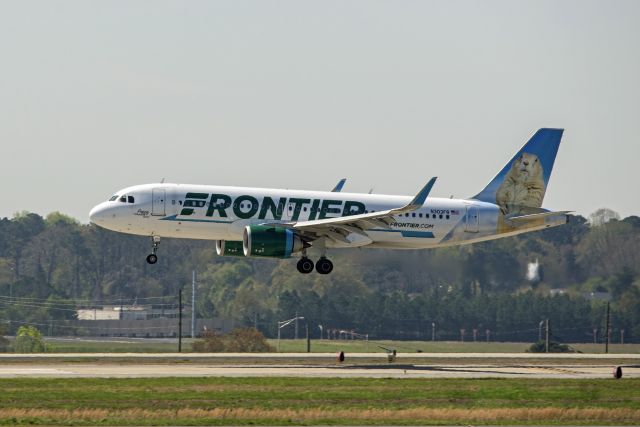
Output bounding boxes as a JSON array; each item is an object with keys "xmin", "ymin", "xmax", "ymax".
[{"xmin": 89, "ymin": 129, "xmax": 570, "ymax": 274}]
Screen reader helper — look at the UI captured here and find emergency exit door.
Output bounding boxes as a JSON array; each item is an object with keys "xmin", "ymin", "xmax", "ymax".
[
  {"xmin": 152, "ymin": 189, "xmax": 166, "ymax": 216},
  {"xmin": 465, "ymin": 205, "xmax": 479, "ymax": 233}
]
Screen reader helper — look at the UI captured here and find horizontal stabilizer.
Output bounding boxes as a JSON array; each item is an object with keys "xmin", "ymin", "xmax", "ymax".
[{"xmin": 506, "ymin": 210, "xmax": 572, "ymax": 224}]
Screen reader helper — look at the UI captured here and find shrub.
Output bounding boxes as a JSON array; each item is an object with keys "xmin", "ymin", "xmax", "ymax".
[
  {"xmin": 225, "ymin": 328, "xmax": 275, "ymax": 352},
  {"xmin": 191, "ymin": 330, "xmax": 225, "ymax": 352},
  {"xmin": 0, "ymin": 325, "xmax": 9, "ymax": 353},
  {"xmin": 527, "ymin": 340, "xmax": 578, "ymax": 353},
  {"xmin": 192, "ymin": 328, "xmax": 274, "ymax": 353},
  {"xmin": 13, "ymin": 326, "xmax": 46, "ymax": 353}
]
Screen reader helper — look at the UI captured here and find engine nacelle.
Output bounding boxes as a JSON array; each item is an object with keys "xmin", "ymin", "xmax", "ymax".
[
  {"xmin": 243, "ymin": 225, "xmax": 305, "ymax": 258},
  {"xmin": 215, "ymin": 240, "xmax": 245, "ymax": 257}
]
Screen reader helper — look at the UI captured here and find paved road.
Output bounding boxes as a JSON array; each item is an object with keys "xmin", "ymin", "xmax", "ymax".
[
  {"xmin": 0, "ymin": 360, "xmax": 637, "ymax": 379},
  {"xmin": 2, "ymin": 352, "xmax": 640, "ymax": 359}
]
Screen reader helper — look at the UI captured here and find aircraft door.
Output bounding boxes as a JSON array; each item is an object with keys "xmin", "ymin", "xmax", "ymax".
[
  {"xmin": 464, "ymin": 205, "xmax": 479, "ymax": 233},
  {"xmin": 152, "ymin": 189, "xmax": 166, "ymax": 216}
]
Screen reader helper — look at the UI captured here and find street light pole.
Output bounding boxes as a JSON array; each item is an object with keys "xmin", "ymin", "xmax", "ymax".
[
  {"xmin": 277, "ymin": 316, "xmax": 305, "ymax": 352},
  {"xmin": 9, "ymin": 265, "xmax": 14, "ymax": 303},
  {"xmin": 178, "ymin": 287, "xmax": 183, "ymax": 353},
  {"xmin": 191, "ymin": 270, "xmax": 196, "ymax": 339}
]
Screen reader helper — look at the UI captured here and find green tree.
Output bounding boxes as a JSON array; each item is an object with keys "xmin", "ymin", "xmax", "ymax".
[
  {"xmin": 0, "ymin": 324, "xmax": 9, "ymax": 352},
  {"xmin": 13, "ymin": 326, "xmax": 46, "ymax": 353}
]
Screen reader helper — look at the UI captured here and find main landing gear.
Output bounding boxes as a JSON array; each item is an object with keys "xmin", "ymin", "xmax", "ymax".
[
  {"xmin": 296, "ymin": 256, "xmax": 334, "ymax": 274},
  {"xmin": 296, "ymin": 246, "xmax": 333, "ymax": 275},
  {"xmin": 146, "ymin": 236, "xmax": 160, "ymax": 264},
  {"xmin": 296, "ymin": 257, "xmax": 314, "ymax": 274}
]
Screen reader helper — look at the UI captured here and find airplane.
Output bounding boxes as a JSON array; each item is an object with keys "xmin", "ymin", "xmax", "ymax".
[{"xmin": 89, "ymin": 128, "xmax": 570, "ymax": 274}]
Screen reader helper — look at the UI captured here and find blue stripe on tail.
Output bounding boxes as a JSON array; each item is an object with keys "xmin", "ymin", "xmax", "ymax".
[{"xmin": 472, "ymin": 128, "xmax": 564, "ymax": 212}]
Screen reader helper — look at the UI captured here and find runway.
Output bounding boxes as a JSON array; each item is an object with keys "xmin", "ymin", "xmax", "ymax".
[
  {"xmin": 0, "ymin": 363, "xmax": 638, "ymax": 379},
  {"xmin": 0, "ymin": 353, "xmax": 638, "ymax": 379}
]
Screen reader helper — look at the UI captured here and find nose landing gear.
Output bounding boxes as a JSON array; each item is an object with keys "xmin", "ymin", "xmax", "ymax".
[{"xmin": 146, "ymin": 236, "xmax": 160, "ymax": 264}]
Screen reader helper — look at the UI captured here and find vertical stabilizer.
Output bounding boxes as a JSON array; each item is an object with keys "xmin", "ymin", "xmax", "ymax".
[{"xmin": 472, "ymin": 128, "xmax": 563, "ymax": 215}]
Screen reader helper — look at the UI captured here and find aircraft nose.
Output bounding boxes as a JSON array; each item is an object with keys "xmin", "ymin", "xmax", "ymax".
[{"xmin": 89, "ymin": 203, "xmax": 109, "ymax": 224}]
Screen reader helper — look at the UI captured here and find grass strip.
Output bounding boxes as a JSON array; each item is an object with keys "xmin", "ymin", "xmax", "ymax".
[{"xmin": 0, "ymin": 377, "xmax": 639, "ymax": 425}]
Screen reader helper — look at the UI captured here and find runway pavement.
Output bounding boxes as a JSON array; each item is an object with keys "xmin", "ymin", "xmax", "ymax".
[{"xmin": 0, "ymin": 353, "xmax": 638, "ymax": 379}]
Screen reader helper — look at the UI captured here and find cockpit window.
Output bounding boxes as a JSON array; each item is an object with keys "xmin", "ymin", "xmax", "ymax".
[
  {"xmin": 127, "ymin": 196, "xmax": 135, "ymax": 203},
  {"xmin": 119, "ymin": 196, "xmax": 126, "ymax": 203},
  {"xmin": 109, "ymin": 195, "xmax": 118, "ymax": 202}
]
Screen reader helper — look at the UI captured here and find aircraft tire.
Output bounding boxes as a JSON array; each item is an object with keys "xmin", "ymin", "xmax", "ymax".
[
  {"xmin": 146, "ymin": 254, "xmax": 158, "ymax": 264},
  {"xmin": 297, "ymin": 257, "xmax": 314, "ymax": 274},
  {"xmin": 315, "ymin": 257, "xmax": 333, "ymax": 275}
]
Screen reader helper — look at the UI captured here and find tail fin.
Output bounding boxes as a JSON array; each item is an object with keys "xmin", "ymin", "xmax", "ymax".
[{"xmin": 472, "ymin": 128, "xmax": 564, "ymax": 215}]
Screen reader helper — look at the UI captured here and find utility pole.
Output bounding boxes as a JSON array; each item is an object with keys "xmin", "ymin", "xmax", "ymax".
[
  {"xmin": 191, "ymin": 270, "xmax": 196, "ymax": 339},
  {"xmin": 605, "ymin": 302, "xmax": 610, "ymax": 354},
  {"xmin": 178, "ymin": 287, "xmax": 183, "ymax": 353},
  {"xmin": 306, "ymin": 322, "xmax": 310, "ymax": 353},
  {"xmin": 545, "ymin": 318, "xmax": 550, "ymax": 353}
]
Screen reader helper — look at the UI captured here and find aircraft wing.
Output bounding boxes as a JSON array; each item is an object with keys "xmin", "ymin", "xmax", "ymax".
[{"xmin": 289, "ymin": 177, "xmax": 437, "ymax": 245}]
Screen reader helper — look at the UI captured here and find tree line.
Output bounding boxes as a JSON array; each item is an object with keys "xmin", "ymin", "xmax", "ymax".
[{"xmin": 0, "ymin": 209, "xmax": 639, "ymax": 342}]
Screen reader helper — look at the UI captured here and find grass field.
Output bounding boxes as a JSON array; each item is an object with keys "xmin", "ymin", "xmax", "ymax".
[
  {"xmin": 0, "ymin": 377, "xmax": 639, "ymax": 425},
  {"xmin": 40, "ymin": 337, "xmax": 640, "ymax": 354},
  {"xmin": 43, "ymin": 338, "xmax": 186, "ymax": 353}
]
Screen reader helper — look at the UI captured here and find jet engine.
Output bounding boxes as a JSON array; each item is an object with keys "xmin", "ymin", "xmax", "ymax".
[
  {"xmin": 243, "ymin": 225, "xmax": 306, "ymax": 258},
  {"xmin": 215, "ymin": 240, "xmax": 244, "ymax": 257}
]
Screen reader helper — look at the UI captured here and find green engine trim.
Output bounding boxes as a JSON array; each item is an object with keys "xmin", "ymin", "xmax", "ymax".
[
  {"xmin": 243, "ymin": 225, "xmax": 298, "ymax": 258},
  {"xmin": 216, "ymin": 240, "xmax": 244, "ymax": 257}
]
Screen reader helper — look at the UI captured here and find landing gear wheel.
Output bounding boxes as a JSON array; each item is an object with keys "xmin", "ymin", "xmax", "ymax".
[
  {"xmin": 297, "ymin": 257, "xmax": 314, "ymax": 274},
  {"xmin": 315, "ymin": 257, "xmax": 333, "ymax": 275},
  {"xmin": 147, "ymin": 236, "xmax": 160, "ymax": 264}
]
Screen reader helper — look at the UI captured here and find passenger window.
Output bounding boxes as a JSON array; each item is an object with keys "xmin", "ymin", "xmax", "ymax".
[
  {"xmin": 405, "ymin": 213, "xmax": 409, "ymax": 217},
  {"xmin": 439, "ymin": 214, "xmax": 443, "ymax": 219},
  {"xmin": 303, "ymin": 207, "xmax": 308, "ymax": 212},
  {"xmin": 432, "ymin": 214, "xmax": 436, "ymax": 219},
  {"xmin": 127, "ymin": 196, "xmax": 135, "ymax": 203},
  {"xmin": 446, "ymin": 214, "xmax": 450, "ymax": 220},
  {"xmin": 419, "ymin": 213, "xmax": 423, "ymax": 218},
  {"xmin": 412, "ymin": 213, "xmax": 416, "ymax": 217}
]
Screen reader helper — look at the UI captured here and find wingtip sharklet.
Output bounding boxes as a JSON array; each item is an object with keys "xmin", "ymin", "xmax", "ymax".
[
  {"xmin": 331, "ymin": 178, "xmax": 347, "ymax": 192},
  {"xmin": 398, "ymin": 176, "xmax": 437, "ymax": 212},
  {"xmin": 411, "ymin": 176, "xmax": 437, "ymax": 206}
]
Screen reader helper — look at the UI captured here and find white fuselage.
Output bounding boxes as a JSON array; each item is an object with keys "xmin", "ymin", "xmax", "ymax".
[{"xmin": 89, "ymin": 183, "xmax": 565, "ymax": 250}]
